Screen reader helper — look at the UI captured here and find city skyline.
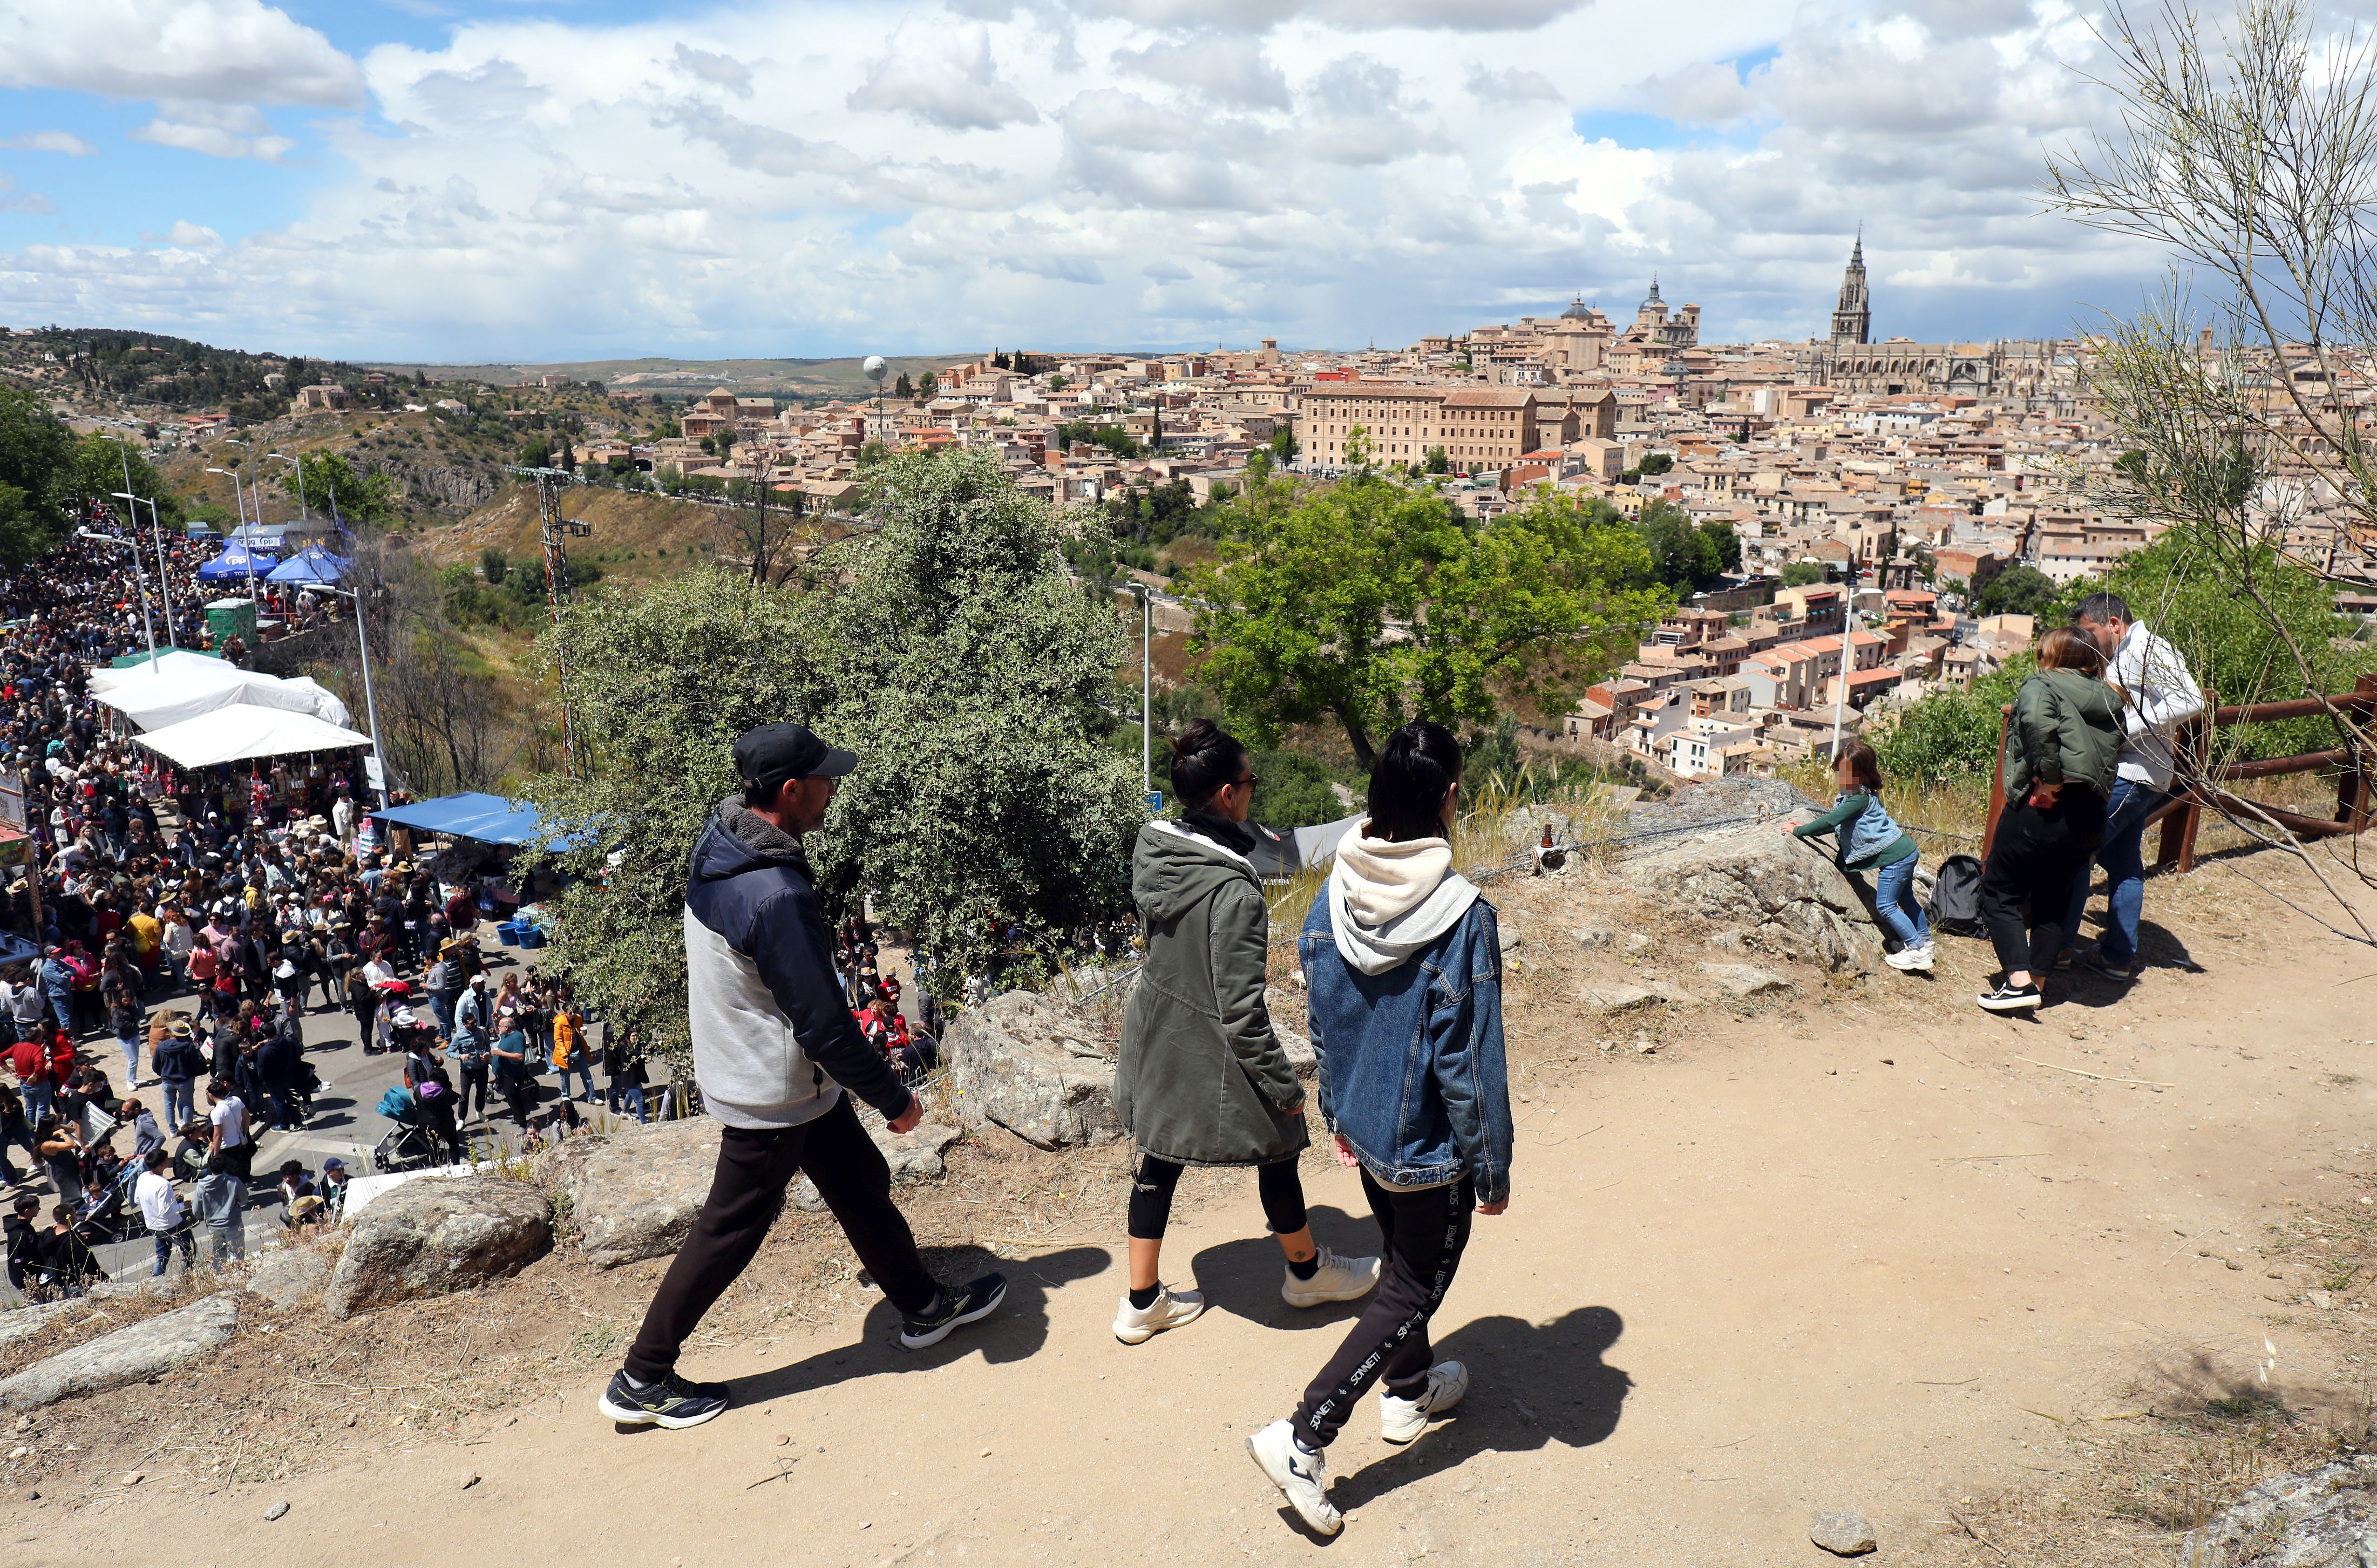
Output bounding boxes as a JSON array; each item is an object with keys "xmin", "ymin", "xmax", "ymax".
[{"xmin": 0, "ymin": 1, "xmax": 2177, "ymax": 360}]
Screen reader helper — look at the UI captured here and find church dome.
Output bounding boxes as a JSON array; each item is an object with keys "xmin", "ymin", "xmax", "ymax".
[
  {"xmin": 1561, "ymin": 295, "xmax": 1592, "ymax": 320},
  {"xmin": 1640, "ymin": 277, "xmax": 1664, "ymax": 310}
]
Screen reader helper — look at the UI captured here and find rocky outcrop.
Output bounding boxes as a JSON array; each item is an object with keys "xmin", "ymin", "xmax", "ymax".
[
  {"xmin": 546, "ymin": 1116, "xmax": 721, "ymax": 1271},
  {"xmin": 0, "ymin": 1299, "xmax": 76, "ymax": 1354},
  {"xmin": 0, "ymin": 1294, "xmax": 239, "ymax": 1411},
  {"xmin": 245, "ymin": 1247, "xmax": 332, "ymax": 1310},
  {"xmin": 1263, "ymin": 986, "xmax": 1319, "ymax": 1078},
  {"xmin": 1622, "ymin": 824, "xmax": 1885, "ymax": 974},
  {"xmin": 942, "ymin": 991, "xmax": 1124, "ymax": 1150},
  {"xmin": 323, "ymin": 1176, "xmax": 552, "ymax": 1319},
  {"xmin": 2181, "ymin": 1456, "xmax": 2377, "ymax": 1566}
]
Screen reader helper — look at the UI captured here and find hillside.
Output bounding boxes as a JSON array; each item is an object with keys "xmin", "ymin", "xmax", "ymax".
[
  {"xmin": 359, "ymin": 354, "xmax": 963, "ymax": 398},
  {"xmin": 415, "ymin": 484, "xmax": 736, "ymax": 588}
]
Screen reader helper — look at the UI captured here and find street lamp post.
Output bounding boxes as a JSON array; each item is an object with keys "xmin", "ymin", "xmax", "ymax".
[
  {"xmin": 77, "ymin": 528, "xmax": 158, "ymax": 671},
  {"xmin": 204, "ymin": 466, "xmax": 262, "ymax": 614},
  {"xmin": 269, "ymin": 452, "xmax": 310, "ymax": 527},
  {"xmin": 313, "ymin": 580, "xmax": 388, "ymax": 807},
  {"xmin": 110, "ymin": 491, "xmax": 176, "ymax": 648},
  {"xmin": 1125, "ymin": 582, "xmax": 1152, "ymax": 800}
]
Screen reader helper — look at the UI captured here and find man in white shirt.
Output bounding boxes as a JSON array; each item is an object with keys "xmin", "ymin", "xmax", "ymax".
[
  {"xmin": 195, "ymin": 1080, "xmax": 251, "ymax": 1266},
  {"xmin": 136, "ymin": 1148, "xmax": 194, "ymax": 1276},
  {"xmin": 2068, "ymin": 593, "xmax": 2205, "ymax": 980}
]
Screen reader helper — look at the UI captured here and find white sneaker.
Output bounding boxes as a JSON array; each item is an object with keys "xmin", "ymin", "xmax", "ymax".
[
  {"xmin": 1281, "ymin": 1248, "xmax": 1382, "ymax": 1308},
  {"xmin": 1112, "ymin": 1284, "xmax": 1206, "ymax": 1344},
  {"xmin": 1246, "ymin": 1418, "xmax": 1342, "ymax": 1536},
  {"xmin": 1885, "ymin": 943, "xmax": 1935, "ymax": 972},
  {"xmin": 1380, "ymin": 1359, "xmax": 1470, "ymax": 1444}
]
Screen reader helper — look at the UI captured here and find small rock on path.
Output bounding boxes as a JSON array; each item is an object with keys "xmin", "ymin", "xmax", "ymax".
[{"xmin": 1810, "ymin": 1509, "xmax": 1878, "ymax": 1557}]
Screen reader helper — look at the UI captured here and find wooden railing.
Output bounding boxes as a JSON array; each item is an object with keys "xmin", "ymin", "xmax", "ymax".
[{"xmin": 1980, "ymin": 673, "xmax": 2376, "ymax": 872}]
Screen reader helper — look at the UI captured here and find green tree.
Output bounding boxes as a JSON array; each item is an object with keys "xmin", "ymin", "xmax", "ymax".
[
  {"xmin": 480, "ymin": 547, "xmax": 508, "ymax": 585},
  {"xmin": 1972, "ymin": 564, "xmax": 2061, "ymax": 619},
  {"xmin": 283, "ymin": 451, "xmax": 397, "ymax": 524},
  {"xmin": 1187, "ymin": 473, "xmax": 1668, "ymax": 767},
  {"xmin": 1780, "ymin": 560, "xmax": 1826, "ymax": 587},
  {"xmin": 0, "ymin": 383, "xmax": 71, "ymax": 553},
  {"xmin": 1341, "ymin": 424, "xmax": 1373, "ymax": 471},
  {"xmin": 519, "ymin": 569, "xmax": 822, "ymax": 1069},
  {"xmin": 893, "ymin": 371, "xmax": 913, "ymax": 399},
  {"xmin": 1268, "ymin": 426, "xmax": 1298, "ymax": 463},
  {"xmin": 1697, "ymin": 518, "xmax": 1741, "ymax": 574},
  {"xmin": 918, "ymin": 370, "xmax": 938, "ymax": 399},
  {"xmin": 1635, "ymin": 499, "xmax": 1720, "ymax": 592},
  {"xmin": 0, "ymin": 483, "xmax": 47, "ymax": 568},
  {"xmin": 57, "ymin": 433, "xmax": 181, "ymax": 530},
  {"xmin": 519, "ymin": 434, "xmax": 553, "ymax": 468},
  {"xmin": 1423, "ymin": 445, "xmax": 1450, "ymax": 474},
  {"xmin": 1638, "ymin": 452, "xmax": 1675, "ymax": 477},
  {"xmin": 798, "ymin": 448, "xmax": 1141, "ymax": 984}
]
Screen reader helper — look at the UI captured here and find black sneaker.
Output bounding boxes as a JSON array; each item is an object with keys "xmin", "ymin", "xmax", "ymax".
[
  {"xmin": 597, "ymin": 1368, "xmax": 730, "ymax": 1429},
  {"xmin": 1977, "ymin": 981, "xmax": 2042, "ymax": 1014},
  {"xmin": 899, "ymin": 1272, "xmax": 1009, "ymax": 1350}
]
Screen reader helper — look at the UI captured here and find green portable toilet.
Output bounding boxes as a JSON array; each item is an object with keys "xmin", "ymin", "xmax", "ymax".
[{"xmin": 204, "ymin": 597, "xmax": 257, "ymax": 645}]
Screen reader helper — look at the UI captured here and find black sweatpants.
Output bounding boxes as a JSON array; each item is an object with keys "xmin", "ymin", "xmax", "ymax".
[
  {"xmin": 456, "ymin": 1060, "xmax": 490, "ymax": 1118},
  {"xmin": 624, "ymin": 1093, "xmax": 940, "ymax": 1383},
  {"xmin": 1979, "ymin": 788, "xmax": 2107, "ymax": 978},
  {"xmin": 1293, "ymin": 1171, "xmax": 1474, "ymax": 1448},
  {"xmin": 1126, "ymin": 1153, "xmax": 1307, "ymax": 1240}
]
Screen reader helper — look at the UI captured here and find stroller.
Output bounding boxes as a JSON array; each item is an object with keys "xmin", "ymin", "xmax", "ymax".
[{"xmin": 370, "ymin": 1083, "xmax": 437, "ymax": 1173}]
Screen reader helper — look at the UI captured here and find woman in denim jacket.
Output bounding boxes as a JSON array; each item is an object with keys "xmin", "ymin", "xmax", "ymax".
[{"xmin": 1247, "ymin": 721, "xmax": 1513, "ymax": 1539}]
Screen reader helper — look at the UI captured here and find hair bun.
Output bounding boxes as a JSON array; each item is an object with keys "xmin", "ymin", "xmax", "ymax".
[{"xmin": 1170, "ymin": 717, "xmax": 1225, "ymax": 759}]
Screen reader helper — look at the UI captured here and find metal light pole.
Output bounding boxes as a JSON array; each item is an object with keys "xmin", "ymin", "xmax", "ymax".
[
  {"xmin": 1831, "ymin": 561, "xmax": 1858, "ymax": 760},
  {"xmin": 205, "ymin": 466, "xmax": 262, "ymax": 613},
  {"xmin": 315, "ymin": 580, "xmax": 388, "ymax": 807},
  {"xmin": 78, "ymin": 528, "xmax": 158, "ymax": 671},
  {"xmin": 110, "ymin": 491, "xmax": 176, "ymax": 648},
  {"xmin": 269, "ymin": 452, "xmax": 310, "ymax": 526},
  {"xmin": 1125, "ymin": 582, "xmax": 1152, "ymax": 797}
]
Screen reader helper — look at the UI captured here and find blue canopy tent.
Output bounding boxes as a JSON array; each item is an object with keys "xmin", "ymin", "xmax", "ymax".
[
  {"xmin": 266, "ymin": 546, "xmax": 352, "ymax": 586},
  {"xmin": 195, "ymin": 540, "xmax": 282, "ymax": 583},
  {"xmin": 369, "ymin": 791, "xmax": 588, "ymax": 852}
]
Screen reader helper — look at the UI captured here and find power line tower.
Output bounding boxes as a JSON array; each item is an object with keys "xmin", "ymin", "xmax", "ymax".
[{"xmin": 510, "ymin": 465, "xmax": 593, "ymax": 774}]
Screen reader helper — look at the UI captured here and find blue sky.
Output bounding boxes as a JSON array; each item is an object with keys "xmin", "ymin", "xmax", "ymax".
[{"xmin": 0, "ymin": 1, "xmax": 2165, "ymax": 361}]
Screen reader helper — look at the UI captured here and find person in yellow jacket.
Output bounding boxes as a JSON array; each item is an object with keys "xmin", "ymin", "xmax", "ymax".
[{"xmin": 550, "ymin": 996, "xmax": 596, "ymax": 1105}]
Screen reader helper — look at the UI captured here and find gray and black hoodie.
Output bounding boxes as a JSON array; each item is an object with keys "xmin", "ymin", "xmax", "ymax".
[{"xmin": 682, "ymin": 800, "xmax": 908, "ymax": 1130}]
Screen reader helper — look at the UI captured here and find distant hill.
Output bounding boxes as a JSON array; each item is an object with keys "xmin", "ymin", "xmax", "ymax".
[{"xmin": 359, "ymin": 355, "xmax": 968, "ymax": 398}]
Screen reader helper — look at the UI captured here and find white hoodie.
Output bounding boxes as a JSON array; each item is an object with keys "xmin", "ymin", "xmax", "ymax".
[{"xmin": 1326, "ymin": 824, "xmax": 1480, "ymax": 975}]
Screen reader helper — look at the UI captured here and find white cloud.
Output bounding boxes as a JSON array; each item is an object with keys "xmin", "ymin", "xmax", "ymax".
[
  {"xmin": 0, "ymin": 0, "xmax": 2171, "ymax": 356},
  {"xmin": 130, "ymin": 102, "xmax": 296, "ymax": 163},
  {"xmin": 0, "ymin": 172, "xmax": 55, "ymax": 215},
  {"xmin": 0, "ymin": 0, "xmax": 362, "ymax": 106},
  {"xmin": 0, "ymin": 131, "xmax": 97, "ymax": 156},
  {"xmin": 847, "ymin": 23, "xmax": 1040, "ymax": 129},
  {"xmin": 1113, "ymin": 34, "xmax": 1293, "ymax": 109},
  {"xmin": 166, "ymin": 221, "xmax": 223, "ymax": 249}
]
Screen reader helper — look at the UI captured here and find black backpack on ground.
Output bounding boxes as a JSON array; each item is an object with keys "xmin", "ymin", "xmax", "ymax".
[{"xmin": 1928, "ymin": 853, "xmax": 1987, "ymax": 937}]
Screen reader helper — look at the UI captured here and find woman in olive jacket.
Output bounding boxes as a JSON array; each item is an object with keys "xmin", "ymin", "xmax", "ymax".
[
  {"xmin": 1111, "ymin": 721, "xmax": 1380, "ymax": 1345},
  {"xmin": 1976, "ymin": 626, "xmax": 2127, "ymax": 1014}
]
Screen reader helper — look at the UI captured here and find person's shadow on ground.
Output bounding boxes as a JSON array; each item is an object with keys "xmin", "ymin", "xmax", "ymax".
[
  {"xmin": 1188, "ymin": 1204, "xmax": 1381, "ymax": 1332},
  {"xmin": 715, "ymin": 1243, "xmax": 1111, "ymax": 1409},
  {"xmin": 1326, "ymin": 1304, "xmax": 1632, "ymax": 1512}
]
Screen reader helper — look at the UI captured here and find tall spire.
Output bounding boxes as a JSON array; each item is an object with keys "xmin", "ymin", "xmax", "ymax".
[{"xmin": 1830, "ymin": 231, "xmax": 1871, "ymax": 346}]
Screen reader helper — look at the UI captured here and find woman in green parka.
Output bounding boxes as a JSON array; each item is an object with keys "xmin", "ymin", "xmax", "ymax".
[{"xmin": 1111, "ymin": 720, "xmax": 1381, "ymax": 1345}]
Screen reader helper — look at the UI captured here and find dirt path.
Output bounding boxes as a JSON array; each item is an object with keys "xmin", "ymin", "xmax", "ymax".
[{"xmin": 10, "ymin": 859, "xmax": 2377, "ymax": 1565}]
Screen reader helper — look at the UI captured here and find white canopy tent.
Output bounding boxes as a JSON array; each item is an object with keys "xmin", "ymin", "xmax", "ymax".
[
  {"xmin": 92, "ymin": 660, "xmax": 351, "ymax": 732},
  {"xmin": 86, "ymin": 649, "xmax": 226, "ymax": 694},
  {"xmin": 129, "ymin": 704, "xmax": 373, "ymax": 769}
]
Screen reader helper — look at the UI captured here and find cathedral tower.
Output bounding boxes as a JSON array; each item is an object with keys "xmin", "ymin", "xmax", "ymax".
[{"xmin": 1830, "ymin": 232, "xmax": 1870, "ymax": 345}]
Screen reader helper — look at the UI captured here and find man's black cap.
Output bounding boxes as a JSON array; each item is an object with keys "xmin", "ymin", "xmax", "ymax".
[{"xmin": 734, "ymin": 722, "xmax": 858, "ymax": 793}]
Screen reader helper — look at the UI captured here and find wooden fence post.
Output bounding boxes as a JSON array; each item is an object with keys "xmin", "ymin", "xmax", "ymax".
[
  {"xmin": 2341, "ymin": 673, "xmax": 2377, "ymax": 835},
  {"xmin": 1980, "ymin": 704, "xmax": 2012, "ymax": 861}
]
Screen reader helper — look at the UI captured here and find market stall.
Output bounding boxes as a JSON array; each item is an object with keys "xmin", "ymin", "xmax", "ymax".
[
  {"xmin": 92, "ymin": 659, "xmax": 351, "ymax": 732},
  {"xmin": 129, "ymin": 703, "xmax": 373, "ymax": 769},
  {"xmin": 369, "ymin": 791, "xmax": 585, "ymax": 915}
]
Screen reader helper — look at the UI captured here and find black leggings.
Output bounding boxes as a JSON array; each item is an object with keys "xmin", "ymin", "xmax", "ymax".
[{"xmin": 1127, "ymin": 1153, "xmax": 1307, "ymax": 1241}]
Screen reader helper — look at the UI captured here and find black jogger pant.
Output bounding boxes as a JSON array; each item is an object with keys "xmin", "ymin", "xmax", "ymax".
[
  {"xmin": 456, "ymin": 1060, "xmax": 490, "ymax": 1118},
  {"xmin": 624, "ymin": 1092, "xmax": 940, "ymax": 1383},
  {"xmin": 1293, "ymin": 1170, "xmax": 1475, "ymax": 1448},
  {"xmin": 1126, "ymin": 1153, "xmax": 1308, "ymax": 1241},
  {"xmin": 1979, "ymin": 788, "xmax": 2107, "ymax": 978}
]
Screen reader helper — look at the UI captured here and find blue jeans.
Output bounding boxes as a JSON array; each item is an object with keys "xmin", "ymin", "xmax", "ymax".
[
  {"xmin": 612, "ymin": 1082, "xmax": 647, "ymax": 1122},
  {"xmin": 2064, "ymin": 778, "xmax": 2165, "ymax": 966},
  {"xmin": 152, "ymin": 1220, "xmax": 195, "ymax": 1276},
  {"xmin": 161, "ymin": 1078, "xmax": 194, "ymax": 1131},
  {"xmin": 556, "ymin": 1062, "xmax": 595, "ymax": 1101},
  {"xmin": 119, "ymin": 1033, "xmax": 141, "ymax": 1084},
  {"xmin": 430, "ymin": 993, "xmax": 456, "ymax": 1040},
  {"xmin": 1872, "ymin": 853, "xmax": 1931, "ymax": 950},
  {"xmin": 193, "ymin": 1172, "xmax": 247, "ymax": 1266}
]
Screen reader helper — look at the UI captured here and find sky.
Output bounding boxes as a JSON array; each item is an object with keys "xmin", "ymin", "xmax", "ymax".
[{"xmin": 0, "ymin": 0, "xmax": 2226, "ymax": 362}]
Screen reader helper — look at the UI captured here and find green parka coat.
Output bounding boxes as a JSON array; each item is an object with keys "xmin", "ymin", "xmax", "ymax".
[
  {"xmin": 2003, "ymin": 667, "xmax": 2126, "ymax": 802},
  {"xmin": 1115, "ymin": 821, "xmax": 1309, "ymax": 1166}
]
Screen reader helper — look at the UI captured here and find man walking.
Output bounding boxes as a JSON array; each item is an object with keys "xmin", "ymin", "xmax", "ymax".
[
  {"xmin": 600, "ymin": 723, "xmax": 1007, "ymax": 1431},
  {"xmin": 2066, "ymin": 593, "xmax": 2205, "ymax": 980},
  {"xmin": 136, "ymin": 1147, "xmax": 195, "ymax": 1276},
  {"xmin": 450, "ymin": 973, "xmax": 492, "ymax": 1121}
]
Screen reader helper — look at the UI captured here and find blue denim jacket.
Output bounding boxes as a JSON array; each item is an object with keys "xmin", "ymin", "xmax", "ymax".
[{"xmin": 1299, "ymin": 895, "xmax": 1513, "ymax": 1205}]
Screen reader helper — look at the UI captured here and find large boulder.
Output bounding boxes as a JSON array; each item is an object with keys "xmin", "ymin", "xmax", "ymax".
[
  {"xmin": 793, "ymin": 1121, "xmax": 963, "ymax": 1212},
  {"xmin": 547, "ymin": 1116, "xmax": 722, "ymax": 1271},
  {"xmin": 245, "ymin": 1247, "xmax": 332, "ymax": 1310},
  {"xmin": 0, "ymin": 1294, "xmax": 239, "ymax": 1411},
  {"xmin": 1263, "ymin": 986, "xmax": 1319, "ymax": 1078},
  {"xmin": 1622, "ymin": 824, "xmax": 1885, "ymax": 974},
  {"xmin": 942, "ymin": 991, "xmax": 1124, "ymax": 1150},
  {"xmin": 2181, "ymin": 1456, "xmax": 2377, "ymax": 1566},
  {"xmin": 323, "ymin": 1176, "xmax": 552, "ymax": 1319}
]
